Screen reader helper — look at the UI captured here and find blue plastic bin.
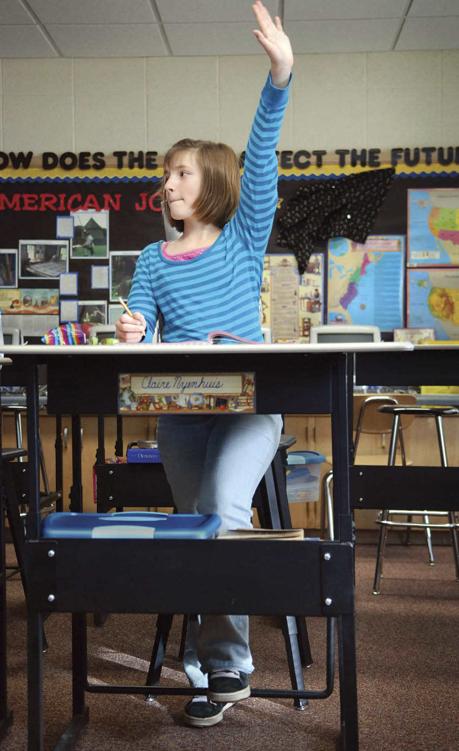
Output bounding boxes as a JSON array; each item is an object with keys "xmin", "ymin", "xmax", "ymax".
[
  {"xmin": 41, "ymin": 511, "xmax": 221, "ymax": 539},
  {"xmin": 286, "ymin": 450, "xmax": 326, "ymax": 503}
]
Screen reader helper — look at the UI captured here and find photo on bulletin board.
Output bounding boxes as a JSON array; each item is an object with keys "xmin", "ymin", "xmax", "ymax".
[
  {"xmin": 109, "ymin": 251, "xmax": 140, "ymax": 301},
  {"xmin": 0, "ymin": 288, "xmax": 59, "ymax": 315},
  {"xmin": 19, "ymin": 240, "xmax": 69, "ymax": 280},
  {"xmin": 0, "ymin": 249, "xmax": 18, "ymax": 288},
  {"xmin": 108, "ymin": 303, "xmax": 124, "ymax": 324},
  {"xmin": 327, "ymin": 235, "xmax": 405, "ymax": 331},
  {"xmin": 56, "ymin": 215, "xmax": 74, "ymax": 240},
  {"xmin": 407, "ymin": 188, "xmax": 459, "ymax": 267},
  {"xmin": 60, "ymin": 299, "xmax": 78, "ymax": 323},
  {"xmin": 71, "ymin": 210, "xmax": 109, "ymax": 259},
  {"xmin": 407, "ymin": 267, "xmax": 459, "ymax": 340},
  {"xmin": 91, "ymin": 264, "xmax": 109, "ymax": 289},
  {"xmin": 77, "ymin": 300, "xmax": 107, "ymax": 325},
  {"xmin": 60, "ymin": 271, "xmax": 78, "ymax": 297}
]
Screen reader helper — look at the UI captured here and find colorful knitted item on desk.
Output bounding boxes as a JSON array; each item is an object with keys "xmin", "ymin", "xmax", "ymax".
[{"xmin": 41, "ymin": 323, "xmax": 91, "ymax": 345}]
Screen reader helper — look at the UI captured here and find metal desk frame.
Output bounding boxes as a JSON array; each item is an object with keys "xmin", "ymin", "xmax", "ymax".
[{"xmin": 0, "ymin": 342, "xmax": 412, "ymax": 750}]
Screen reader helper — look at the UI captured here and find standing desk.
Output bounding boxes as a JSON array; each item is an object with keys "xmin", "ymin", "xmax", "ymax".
[{"xmin": 0, "ymin": 341, "xmax": 412, "ymax": 751}]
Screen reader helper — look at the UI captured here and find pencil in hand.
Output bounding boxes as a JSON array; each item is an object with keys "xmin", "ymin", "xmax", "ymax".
[{"xmin": 118, "ymin": 297, "xmax": 134, "ymax": 318}]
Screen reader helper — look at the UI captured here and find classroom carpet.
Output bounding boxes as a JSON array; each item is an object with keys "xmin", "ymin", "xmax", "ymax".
[{"xmin": 2, "ymin": 540, "xmax": 458, "ymax": 751}]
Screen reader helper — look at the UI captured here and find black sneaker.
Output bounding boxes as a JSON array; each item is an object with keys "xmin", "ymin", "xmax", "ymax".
[
  {"xmin": 184, "ymin": 699, "xmax": 233, "ymax": 728},
  {"xmin": 208, "ymin": 670, "xmax": 251, "ymax": 703}
]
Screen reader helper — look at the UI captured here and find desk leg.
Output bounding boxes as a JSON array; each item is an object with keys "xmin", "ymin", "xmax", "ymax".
[
  {"xmin": 69, "ymin": 416, "xmax": 83, "ymax": 514},
  {"xmin": 27, "ymin": 610, "xmax": 44, "ymax": 751},
  {"xmin": 72, "ymin": 614, "xmax": 88, "ymax": 717},
  {"xmin": 338, "ymin": 613, "xmax": 359, "ymax": 751}
]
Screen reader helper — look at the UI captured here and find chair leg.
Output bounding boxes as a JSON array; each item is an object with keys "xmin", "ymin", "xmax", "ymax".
[
  {"xmin": 281, "ymin": 616, "xmax": 308, "ymax": 710},
  {"xmin": 178, "ymin": 614, "xmax": 188, "ymax": 661},
  {"xmin": 373, "ymin": 510, "xmax": 390, "ymax": 595},
  {"xmin": 423, "ymin": 513, "xmax": 435, "ymax": 565},
  {"xmin": 145, "ymin": 614, "xmax": 174, "ymax": 703},
  {"xmin": 449, "ymin": 512, "xmax": 459, "ymax": 580}
]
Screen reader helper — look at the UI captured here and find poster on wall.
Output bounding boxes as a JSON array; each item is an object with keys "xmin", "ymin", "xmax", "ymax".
[
  {"xmin": 0, "ymin": 249, "xmax": 17, "ymax": 287},
  {"xmin": 407, "ymin": 267, "xmax": 459, "ymax": 340},
  {"xmin": 71, "ymin": 210, "xmax": 109, "ymax": 259},
  {"xmin": 262, "ymin": 253, "xmax": 324, "ymax": 342},
  {"xmin": 77, "ymin": 299, "xmax": 107, "ymax": 325},
  {"xmin": 109, "ymin": 251, "xmax": 140, "ymax": 300},
  {"xmin": 327, "ymin": 235, "xmax": 404, "ymax": 331},
  {"xmin": 19, "ymin": 240, "xmax": 69, "ymax": 280},
  {"xmin": 0, "ymin": 288, "xmax": 59, "ymax": 315},
  {"xmin": 408, "ymin": 188, "xmax": 459, "ymax": 266}
]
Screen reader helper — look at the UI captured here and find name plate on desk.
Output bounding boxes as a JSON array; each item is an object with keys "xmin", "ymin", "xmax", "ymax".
[{"xmin": 118, "ymin": 372, "xmax": 256, "ymax": 414}]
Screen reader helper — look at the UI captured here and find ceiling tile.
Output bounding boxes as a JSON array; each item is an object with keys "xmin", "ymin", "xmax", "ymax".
[
  {"xmin": 164, "ymin": 22, "xmax": 263, "ymax": 56},
  {"xmin": 409, "ymin": 0, "xmax": 459, "ymax": 16},
  {"xmin": 156, "ymin": 0, "xmax": 277, "ymax": 23},
  {"xmin": 46, "ymin": 24, "xmax": 168, "ymax": 58},
  {"xmin": 27, "ymin": 0, "xmax": 156, "ymax": 24},
  {"xmin": 0, "ymin": 25, "xmax": 57, "ymax": 57},
  {"xmin": 0, "ymin": 0, "xmax": 35, "ymax": 24},
  {"xmin": 286, "ymin": 19, "xmax": 401, "ymax": 54},
  {"xmin": 397, "ymin": 17, "xmax": 459, "ymax": 50},
  {"xmin": 285, "ymin": 0, "xmax": 407, "ymax": 20}
]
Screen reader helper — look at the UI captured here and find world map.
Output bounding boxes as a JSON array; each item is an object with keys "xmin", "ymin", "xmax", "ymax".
[
  {"xmin": 407, "ymin": 268, "xmax": 459, "ymax": 339},
  {"xmin": 328, "ymin": 236, "xmax": 404, "ymax": 331},
  {"xmin": 408, "ymin": 188, "xmax": 459, "ymax": 266}
]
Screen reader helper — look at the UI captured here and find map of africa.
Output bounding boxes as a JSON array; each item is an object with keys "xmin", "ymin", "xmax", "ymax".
[
  {"xmin": 408, "ymin": 268, "xmax": 459, "ymax": 339},
  {"xmin": 328, "ymin": 236, "xmax": 404, "ymax": 331},
  {"xmin": 408, "ymin": 188, "xmax": 459, "ymax": 265}
]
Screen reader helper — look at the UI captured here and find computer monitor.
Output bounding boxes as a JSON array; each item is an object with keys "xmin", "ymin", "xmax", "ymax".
[
  {"xmin": 0, "ymin": 327, "xmax": 22, "ymax": 345},
  {"xmin": 310, "ymin": 325, "xmax": 381, "ymax": 343}
]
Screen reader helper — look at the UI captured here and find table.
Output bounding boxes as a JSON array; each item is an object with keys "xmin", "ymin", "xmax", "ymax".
[{"xmin": 0, "ymin": 341, "xmax": 412, "ymax": 751}]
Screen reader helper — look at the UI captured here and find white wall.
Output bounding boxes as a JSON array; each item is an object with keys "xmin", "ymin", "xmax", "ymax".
[{"xmin": 0, "ymin": 49, "xmax": 458, "ymax": 156}]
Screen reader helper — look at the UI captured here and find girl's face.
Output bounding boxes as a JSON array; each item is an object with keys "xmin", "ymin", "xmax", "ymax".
[{"xmin": 164, "ymin": 150, "xmax": 203, "ymax": 223}]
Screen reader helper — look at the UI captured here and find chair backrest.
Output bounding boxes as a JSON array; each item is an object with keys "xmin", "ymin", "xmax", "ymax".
[{"xmin": 353, "ymin": 394, "xmax": 417, "ymax": 455}]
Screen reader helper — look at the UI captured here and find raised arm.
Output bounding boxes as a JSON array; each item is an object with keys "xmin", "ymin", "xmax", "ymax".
[
  {"xmin": 252, "ymin": 0, "xmax": 293, "ymax": 87},
  {"xmin": 231, "ymin": 3, "xmax": 293, "ymax": 256}
]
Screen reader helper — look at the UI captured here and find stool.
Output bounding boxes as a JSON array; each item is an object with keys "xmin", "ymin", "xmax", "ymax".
[
  {"xmin": 373, "ymin": 405, "xmax": 459, "ymax": 594},
  {"xmin": 145, "ymin": 435, "xmax": 314, "ymax": 710}
]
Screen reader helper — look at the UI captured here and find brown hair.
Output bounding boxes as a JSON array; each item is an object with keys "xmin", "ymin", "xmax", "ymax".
[{"xmin": 162, "ymin": 138, "xmax": 240, "ymax": 231}]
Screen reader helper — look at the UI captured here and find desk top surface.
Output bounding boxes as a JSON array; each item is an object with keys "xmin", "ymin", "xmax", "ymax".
[{"xmin": 0, "ymin": 342, "xmax": 413, "ymax": 357}]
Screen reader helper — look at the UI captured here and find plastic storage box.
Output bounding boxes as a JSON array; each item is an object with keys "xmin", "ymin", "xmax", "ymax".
[
  {"xmin": 41, "ymin": 511, "xmax": 221, "ymax": 539},
  {"xmin": 286, "ymin": 450, "xmax": 326, "ymax": 503}
]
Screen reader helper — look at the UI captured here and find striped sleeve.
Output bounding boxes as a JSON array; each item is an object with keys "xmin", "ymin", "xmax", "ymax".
[
  {"xmin": 231, "ymin": 73, "xmax": 290, "ymax": 256},
  {"xmin": 127, "ymin": 246, "xmax": 159, "ymax": 343}
]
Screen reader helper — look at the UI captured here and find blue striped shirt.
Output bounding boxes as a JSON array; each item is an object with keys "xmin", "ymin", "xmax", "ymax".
[{"xmin": 128, "ymin": 74, "xmax": 290, "ymax": 343}]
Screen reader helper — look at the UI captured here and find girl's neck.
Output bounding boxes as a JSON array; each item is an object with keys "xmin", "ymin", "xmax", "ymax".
[{"xmin": 170, "ymin": 220, "xmax": 221, "ymax": 252}]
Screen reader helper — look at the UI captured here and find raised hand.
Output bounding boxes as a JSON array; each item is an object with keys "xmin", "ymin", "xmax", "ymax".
[{"xmin": 252, "ymin": 0, "xmax": 293, "ymax": 87}]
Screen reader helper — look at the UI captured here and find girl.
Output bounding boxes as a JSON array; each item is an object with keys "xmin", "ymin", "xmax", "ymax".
[{"xmin": 116, "ymin": 0, "xmax": 293, "ymax": 728}]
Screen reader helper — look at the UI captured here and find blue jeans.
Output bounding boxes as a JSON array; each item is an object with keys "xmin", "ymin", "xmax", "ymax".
[{"xmin": 157, "ymin": 413, "xmax": 282, "ymax": 687}]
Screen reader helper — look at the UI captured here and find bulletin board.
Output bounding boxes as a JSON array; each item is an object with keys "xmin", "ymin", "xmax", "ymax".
[{"xmin": 0, "ymin": 169, "xmax": 458, "ymax": 340}]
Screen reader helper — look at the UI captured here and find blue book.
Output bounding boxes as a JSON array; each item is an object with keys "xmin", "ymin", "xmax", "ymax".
[{"xmin": 126, "ymin": 446, "xmax": 161, "ymax": 463}]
